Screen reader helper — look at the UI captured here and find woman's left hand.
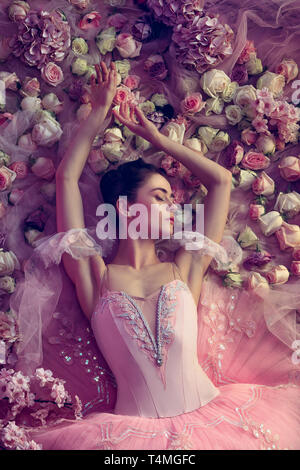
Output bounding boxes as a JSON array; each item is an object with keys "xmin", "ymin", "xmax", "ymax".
[{"xmin": 88, "ymin": 61, "xmax": 118, "ymax": 112}]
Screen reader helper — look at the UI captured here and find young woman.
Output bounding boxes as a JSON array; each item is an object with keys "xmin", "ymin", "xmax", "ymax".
[{"xmin": 23, "ymin": 62, "xmax": 300, "ymax": 450}]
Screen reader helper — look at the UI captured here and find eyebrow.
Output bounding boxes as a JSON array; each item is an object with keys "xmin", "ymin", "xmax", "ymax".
[{"xmin": 151, "ymin": 187, "xmax": 175, "ymax": 199}]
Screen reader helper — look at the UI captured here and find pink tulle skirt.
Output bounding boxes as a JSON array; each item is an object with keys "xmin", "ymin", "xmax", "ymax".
[{"xmin": 25, "ymin": 381, "xmax": 300, "ymax": 450}]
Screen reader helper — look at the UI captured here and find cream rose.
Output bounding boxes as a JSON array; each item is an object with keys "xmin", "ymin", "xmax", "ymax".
[
  {"xmin": 237, "ymin": 225, "xmax": 259, "ymax": 248},
  {"xmin": 103, "ymin": 127, "xmax": 124, "ymax": 143},
  {"xmin": 197, "ymin": 126, "xmax": 219, "ymax": 148},
  {"xmin": 42, "ymin": 93, "xmax": 64, "ymax": 114},
  {"xmin": 221, "ymin": 81, "xmax": 239, "ymax": 103},
  {"xmin": 160, "ymin": 121, "xmax": 185, "ymax": 144},
  {"xmin": 8, "ymin": 1, "xmax": 30, "ymax": 22},
  {"xmin": 101, "ymin": 142, "xmax": 124, "ymax": 162},
  {"xmin": 258, "ymin": 211, "xmax": 283, "ymax": 237},
  {"xmin": 18, "ymin": 133, "xmax": 38, "ymax": 151},
  {"xmin": 275, "ymin": 221, "xmax": 300, "ymax": 251},
  {"xmin": 276, "ymin": 58, "xmax": 298, "ymax": 84},
  {"xmin": 150, "ymin": 93, "xmax": 168, "ymax": 107},
  {"xmin": 225, "ymin": 105, "xmax": 243, "ymax": 125},
  {"xmin": 20, "ymin": 77, "xmax": 40, "ymax": 98},
  {"xmin": 0, "ymin": 248, "xmax": 20, "ymax": 275},
  {"xmin": 256, "ymin": 71, "xmax": 285, "ymax": 98},
  {"xmin": 274, "ymin": 191, "xmax": 300, "ymax": 218},
  {"xmin": 237, "ymin": 169, "xmax": 258, "ymax": 191},
  {"xmin": 184, "ymin": 138, "xmax": 208, "ymax": 155},
  {"xmin": 233, "ymin": 85, "xmax": 257, "ymax": 108},
  {"xmin": 0, "ymin": 166, "xmax": 17, "ymax": 191},
  {"xmin": 246, "ymin": 55, "xmax": 263, "ymax": 75},
  {"xmin": 255, "ymin": 134, "xmax": 276, "ymax": 156},
  {"xmin": 135, "ymin": 135, "xmax": 151, "ymax": 150},
  {"xmin": 114, "ymin": 59, "xmax": 131, "ymax": 79},
  {"xmin": 96, "ymin": 27, "xmax": 117, "ymax": 55},
  {"xmin": 200, "ymin": 69, "xmax": 231, "ymax": 98},
  {"xmin": 20, "ymin": 96, "xmax": 42, "ymax": 112},
  {"xmin": 115, "ymin": 33, "xmax": 142, "ymax": 59},
  {"xmin": 88, "ymin": 149, "xmax": 109, "ymax": 174},
  {"xmin": 205, "ymin": 97, "xmax": 224, "ymax": 116},
  {"xmin": 246, "ymin": 271, "xmax": 270, "ymax": 298}
]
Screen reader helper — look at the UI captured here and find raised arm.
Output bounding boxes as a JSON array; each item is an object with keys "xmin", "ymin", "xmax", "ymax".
[
  {"xmin": 113, "ymin": 102, "xmax": 232, "ymax": 306},
  {"xmin": 56, "ymin": 61, "xmax": 117, "ymax": 321}
]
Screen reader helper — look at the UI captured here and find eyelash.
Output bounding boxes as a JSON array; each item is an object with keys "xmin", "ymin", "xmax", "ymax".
[{"xmin": 155, "ymin": 196, "xmax": 165, "ymax": 202}]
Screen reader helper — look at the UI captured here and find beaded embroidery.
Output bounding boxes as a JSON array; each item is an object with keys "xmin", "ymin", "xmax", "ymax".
[{"xmin": 95, "ymin": 279, "xmax": 189, "ymax": 388}]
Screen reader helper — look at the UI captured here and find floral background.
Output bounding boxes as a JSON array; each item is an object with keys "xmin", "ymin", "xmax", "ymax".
[{"xmin": 0, "ymin": 0, "xmax": 300, "ymax": 450}]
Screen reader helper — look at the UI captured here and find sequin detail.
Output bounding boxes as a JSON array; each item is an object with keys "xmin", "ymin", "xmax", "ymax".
[{"xmin": 96, "ymin": 279, "xmax": 189, "ymax": 388}]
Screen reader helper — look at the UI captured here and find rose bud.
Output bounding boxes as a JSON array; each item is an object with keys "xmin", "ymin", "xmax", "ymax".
[
  {"xmin": 246, "ymin": 271, "xmax": 270, "ymax": 298},
  {"xmin": 290, "ymin": 260, "xmax": 300, "ymax": 276},
  {"xmin": 292, "ymin": 246, "xmax": 300, "ymax": 260},
  {"xmin": 263, "ymin": 265, "xmax": 290, "ymax": 285},
  {"xmin": 275, "ymin": 221, "xmax": 300, "ymax": 251},
  {"xmin": 249, "ymin": 203, "xmax": 266, "ymax": 221},
  {"xmin": 252, "ymin": 171, "xmax": 275, "ymax": 197},
  {"xmin": 8, "ymin": 161, "xmax": 28, "ymax": 179},
  {"xmin": 259, "ymin": 210, "xmax": 283, "ymax": 237}
]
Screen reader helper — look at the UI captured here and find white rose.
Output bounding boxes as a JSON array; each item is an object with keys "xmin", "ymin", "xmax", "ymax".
[
  {"xmin": 258, "ymin": 210, "xmax": 283, "ymax": 236},
  {"xmin": 31, "ymin": 110, "xmax": 63, "ymax": 147},
  {"xmin": 273, "ymin": 191, "xmax": 300, "ymax": 218},
  {"xmin": 233, "ymin": 85, "xmax": 257, "ymax": 108},
  {"xmin": 72, "ymin": 37, "xmax": 89, "ymax": 55},
  {"xmin": 160, "ymin": 121, "xmax": 185, "ymax": 144},
  {"xmin": 101, "ymin": 142, "xmax": 124, "ymax": 162},
  {"xmin": 247, "ymin": 271, "xmax": 270, "ymax": 298},
  {"xmin": 18, "ymin": 133, "xmax": 38, "ymax": 151},
  {"xmin": 42, "ymin": 93, "xmax": 63, "ymax": 114},
  {"xmin": 197, "ymin": 126, "xmax": 219, "ymax": 148},
  {"xmin": 200, "ymin": 69, "xmax": 231, "ymax": 98},
  {"xmin": 255, "ymin": 134, "xmax": 276, "ymax": 156},
  {"xmin": 114, "ymin": 59, "xmax": 131, "ymax": 79},
  {"xmin": 225, "ymin": 105, "xmax": 243, "ymax": 125},
  {"xmin": 0, "ymin": 275, "xmax": 15, "ymax": 293},
  {"xmin": 210, "ymin": 131, "xmax": 230, "ymax": 152},
  {"xmin": 135, "ymin": 135, "xmax": 151, "ymax": 150},
  {"xmin": 205, "ymin": 97, "xmax": 224, "ymax": 116},
  {"xmin": 20, "ymin": 96, "xmax": 42, "ymax": 112},
  {"xmin": 238, "ymin": 169, "xmax": 257, "ymax": 190},
  {"xmin": 256, "ymin": 71, "xmax": 285, "ymax": 98}
]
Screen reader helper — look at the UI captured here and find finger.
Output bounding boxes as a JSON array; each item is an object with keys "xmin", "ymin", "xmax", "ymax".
[
  {"xmin": 95, "ymin": 63, "xmax": 102, "ymax": 83},
  {"xmin": 101, "ymin": 61, "xmax": 109, "ymax": 81},
  {"xmin": 133, "ymin": 105, "xmax": 144, "ymax": 124},
  {"xmin": 130, "ymin": 106, "xmax": 138, "ymax": 124}
]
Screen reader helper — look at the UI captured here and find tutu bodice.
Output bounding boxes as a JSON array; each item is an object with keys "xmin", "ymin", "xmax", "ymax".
[{"xmin": 91, "ymin": 275, "xmax": 220, "ymax": 418}]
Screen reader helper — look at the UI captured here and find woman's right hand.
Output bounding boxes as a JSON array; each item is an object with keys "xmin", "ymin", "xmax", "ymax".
[{"xmin": 112, "ymin": 101, "xmax": 160, "ymax": 144}]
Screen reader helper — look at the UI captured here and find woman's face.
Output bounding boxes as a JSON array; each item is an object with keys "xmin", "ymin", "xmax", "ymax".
[{"xmin": 119, "ymin": 173, "xmax": 178, "ymax": 239}]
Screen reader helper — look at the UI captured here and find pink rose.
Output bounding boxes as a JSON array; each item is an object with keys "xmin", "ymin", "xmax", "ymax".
[
  {"xmin": 0, "ymin": 166, "xmax": 16, "ymax": 191},
  {"xmin": 115, "ymin": 33, "xmax": 142, "ymax": 59},
  {"xmin": 292, "ymin": 246, "xmax": 300, "ymax": 260},
  {"xmin": 20, "ymin": 77, "xmax": 40, "ymax": 97},
  {"xmin": 291, "ymin": 260, "xmax": 300, "ymax": 276},
  {"xmin": 241, "ymin": 128, "xmax": 257, "ymax": 145},
  {"xmin": 31, "ymin": 157, "xmax": 56, "ymax": 181},
  {"xmin": 251, "ymin": 171, "xmax": 275, "ymax": 196},
  {"xmin": 18, "ymin": 133, "xmax": 38, "ymax": 151},
  {"xmin": 249, "ymin": 203, "xmax": 265, "ymax": 221},
  {"xmin": 278, "ymin": 156, "xmax": 300, "ymax": 182},
  {"xmin": 276, "ymin": 58, "xmax": 298, "ymax": 84},
  {"xmin": 237, "ymin": 40, "xmax": 256, "ymax": 65},
  {"xmin": 264, "ymin": 265, "xmax": 289, "ymax": 285},
  {"xmin": 246, "ymin": 272, "xmax": 270, "ymax": 297},
  {"xmin": 8, "ymin": 188, "xmax": 24, "ymax": 205},
  {"xmin": 0, "ymin": 37, "xmax": 13, "ymax": 62},
  {"xmin": 107, "ymin": 13, "xmax": 128, "ymax": 30},
  {"xmin": 0, "ymin": 71, "xmax": 20, "ymax": 91},
  {"xmin": 182, "ymin": 169, "xmax": 202, "ymax": 188},
  {"xmin": 275, "ymin": 221, "xmax": 300, "ymax": 251},
  {"xmin": 113, "ymin": 85, "xmax": 134, "ymax": 105},
  {"xmin": 144, "ymin": 55, "xmax": 168, "ymax": 80},
  {"xmin": 8, "ymin": 1, "xmax": 30, "ymax": 22},
  {"xmin": 8, "ymin": 161, "xmax": 28, "ymax": 179},
  {"xmin": 88, "ymin": 149, "xmax": 109, "ymax": 174},
  {"xmin": 180, "ymin": 93, "xmax": 205, "ymax": 115},
  {"xmin": 123, "ymin": 75, "xmax": 141, "ymax": 90},
  {"xmin": 41, "ymin": 63, "xmax": 64, "ymax": 87},
  {"xmin": 241, "ymin": 150, "xmax": 270, "ymax": 170},
  {"xmin": 78, "ymin": 11, "xmax": 102, "ymax": 30}
]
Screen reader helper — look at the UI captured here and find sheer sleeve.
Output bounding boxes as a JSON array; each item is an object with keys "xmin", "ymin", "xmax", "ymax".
[{"xmin": 9, "ymin": 228, "xmax": 116, "ymax": 376}]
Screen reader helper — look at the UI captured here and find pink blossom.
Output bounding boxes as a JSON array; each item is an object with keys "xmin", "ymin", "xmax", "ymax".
[
  {"xmin": 252, "ymin": 115, "xmax": 270, "ymax": 134},
  {"xmin": 34, "ymin": 368, "xmax": 55, "ymax": 387},
  {"xmin": 237, "ymin": 39, "xmax": 256, "ymax": 64},
  {"xmin": 50, "ymin": 381, "xmax": 68, "ymax": 408}
]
